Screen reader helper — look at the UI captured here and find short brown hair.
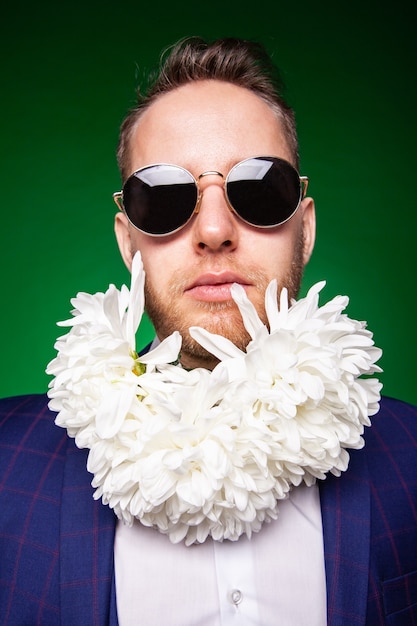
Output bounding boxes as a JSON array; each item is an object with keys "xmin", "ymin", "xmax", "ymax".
[{"xmin": 116, "ymin": 36, "xmax": 299, "ymax": 182}]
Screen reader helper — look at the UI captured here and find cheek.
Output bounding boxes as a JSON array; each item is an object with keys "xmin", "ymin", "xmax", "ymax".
[
  {"xmin": 133, "ymin": 238, "xmax": 179, "ymax": 293},
  {"xmin": 141, "ymin": 252, "xmax": 165, "ymax": 288},
  {"xmin": 247, "ymin": 230, "xmax": 300, "ymax": 273}
]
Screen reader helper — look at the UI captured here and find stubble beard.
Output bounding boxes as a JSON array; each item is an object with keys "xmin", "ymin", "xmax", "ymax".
[{"xmin": 142, "ymin": 232, "xmax": 306, "ymax": 369}]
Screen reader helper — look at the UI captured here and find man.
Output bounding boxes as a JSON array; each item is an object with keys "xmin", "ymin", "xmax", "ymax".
[{"xmin": 1, "ymin": 36, "xmax": 416, "ymax": 625}]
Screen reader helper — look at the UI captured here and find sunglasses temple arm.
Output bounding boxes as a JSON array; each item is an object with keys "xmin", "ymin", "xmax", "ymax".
[
  {"xmin": 113, "ymin": 192, "xmax": 124, "ymax": 212},
  {"xmin": 300, "ymin": 176, "xmax": 309, "ymax": 198}
]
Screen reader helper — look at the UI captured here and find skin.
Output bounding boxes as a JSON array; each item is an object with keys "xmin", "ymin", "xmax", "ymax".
[{"xmin": 115, "ymin": 80, "xmax": 316, "ymax": 369}]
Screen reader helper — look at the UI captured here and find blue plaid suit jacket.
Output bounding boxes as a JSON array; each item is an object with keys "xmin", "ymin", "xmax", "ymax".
[{"xmin": 1, "ymin": 394, "xmax": 416, "ymax": 625}]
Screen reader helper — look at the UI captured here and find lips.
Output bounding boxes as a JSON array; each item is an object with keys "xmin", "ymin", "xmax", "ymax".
[{"xmin": 185, "ymin": 272, "xmax": 250, "ymax": 302}]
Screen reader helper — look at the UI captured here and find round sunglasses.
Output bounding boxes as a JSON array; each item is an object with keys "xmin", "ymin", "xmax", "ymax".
[{"xmin": 113, "ymin": 156, "xmax": 308, "ymax": 237}]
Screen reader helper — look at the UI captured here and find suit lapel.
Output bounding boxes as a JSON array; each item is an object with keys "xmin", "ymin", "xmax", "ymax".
[
  {"xmin": 320, "ymin": 447, "xmax": 371, "ymax": 626},
  {"xmin": 60, "ymin": 438, "xmax": 118, "ymax": 625}
]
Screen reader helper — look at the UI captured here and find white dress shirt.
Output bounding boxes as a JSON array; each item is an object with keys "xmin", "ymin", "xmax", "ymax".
[{"xmin": 114, "ymin": 483, "xmax": 327, "ymax": 625}]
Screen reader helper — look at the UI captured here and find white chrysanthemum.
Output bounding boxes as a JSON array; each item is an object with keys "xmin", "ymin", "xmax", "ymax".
[
  {"xmin": 47, "ymin": 251, "xmax": 382, "ymax": 545},
  {"xmin": 47, "ymin": 253, "xmax": 182, "ymax": 442},
  {"xmin": 191, "ymin": 280, "xmax": 382, "ymax": 488}
]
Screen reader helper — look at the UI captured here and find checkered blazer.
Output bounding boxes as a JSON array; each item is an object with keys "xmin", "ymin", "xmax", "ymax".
[{"xmin": 1, "ymin": 394, "xmax": 417, "ymax": 625}]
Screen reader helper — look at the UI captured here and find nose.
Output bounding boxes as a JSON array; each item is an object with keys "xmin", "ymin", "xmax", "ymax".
[{"xmin": 192, "ymin": 173, "xmax": 238, "ymax": 252}]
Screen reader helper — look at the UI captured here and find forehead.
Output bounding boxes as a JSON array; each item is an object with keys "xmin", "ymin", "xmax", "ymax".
[{"xmin": 129, "ymin": 80, "xmax": 292, "ymax": 174}]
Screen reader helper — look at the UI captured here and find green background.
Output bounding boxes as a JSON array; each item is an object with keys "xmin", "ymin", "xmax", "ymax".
[{"xmin": 1, "ymin": 1, "xmax": 416, "ymax": 405}]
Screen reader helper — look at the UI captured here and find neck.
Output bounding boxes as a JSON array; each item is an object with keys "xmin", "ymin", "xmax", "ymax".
[{"xmin": 179, "ymin": 351, "xmax": 219, "ymax": 371}]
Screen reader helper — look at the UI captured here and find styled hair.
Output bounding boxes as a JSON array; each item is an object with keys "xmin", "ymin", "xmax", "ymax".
[{"xmin": 116, "ymin": 36, "xmax": 299, "ymax": 181}]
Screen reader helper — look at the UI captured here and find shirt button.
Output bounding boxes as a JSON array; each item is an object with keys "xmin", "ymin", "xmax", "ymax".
[{"xmin": 229, "ymin": 589, "xmax": 243, "ymax": 606}]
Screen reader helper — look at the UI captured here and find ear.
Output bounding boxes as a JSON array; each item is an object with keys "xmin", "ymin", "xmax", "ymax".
[
  {"xmin": 114, "ymin": 212, "xmax": 134, "ymax": 271},
  {"xmin": 300, "ymin": 197, "xmax": 316, "ymax": 265}
]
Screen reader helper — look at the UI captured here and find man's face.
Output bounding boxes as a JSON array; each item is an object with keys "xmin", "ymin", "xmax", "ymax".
[{"xmin": 115, "ymin": 80, "xmax": 315, "ymax": 369}]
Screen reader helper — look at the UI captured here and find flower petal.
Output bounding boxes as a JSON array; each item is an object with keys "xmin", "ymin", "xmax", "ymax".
[
  {"xmin": 230, "ymin": 282, "xmax": 265, "ymax": 339},
  {"xmin": 125, "ymin": 252, "xmax": 145, "ymax": 347},
  {"xmin": 139, "ymin": 331, "xmax": 182, "ymax": 366},
  {"xmin": 189, "ymin": 326, "xmax": 244, "ymax": 361}
]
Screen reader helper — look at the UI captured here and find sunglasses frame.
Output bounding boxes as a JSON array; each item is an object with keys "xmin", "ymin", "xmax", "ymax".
[{"xmin": 113, "ymin": 156, "xmax": 309, "ymax": 237}]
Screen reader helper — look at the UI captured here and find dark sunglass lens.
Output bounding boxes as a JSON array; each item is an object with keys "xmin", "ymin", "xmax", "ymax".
[
  {"xmin": 226, "ymin": 157, "xmax": 301, "ymax": 227},
  {"xmin": 123, "ymin": 165, "xmax": 197, "ymax": 235}
]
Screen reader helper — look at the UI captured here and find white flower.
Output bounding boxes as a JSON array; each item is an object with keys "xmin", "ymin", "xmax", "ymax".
[
  {"xmin": 191, "ymin": 280, "xmax": 382, "ymax": 481},
  {"xmin": 47, "ymin": 252, "xmax": 181, "ymax": 440},
  {"xmin": 47, "ymin": 251, "xmax": 382, "ymax": 545}
]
